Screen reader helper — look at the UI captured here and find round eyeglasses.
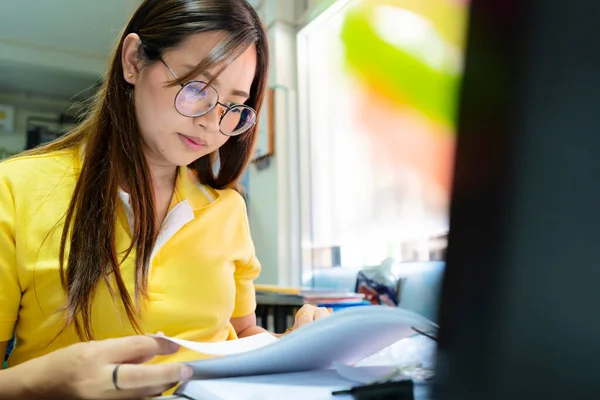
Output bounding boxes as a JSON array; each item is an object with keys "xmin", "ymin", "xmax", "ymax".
[{"xmin": 160, "ymin": 59, "xmax": 257, "ymax": 136}]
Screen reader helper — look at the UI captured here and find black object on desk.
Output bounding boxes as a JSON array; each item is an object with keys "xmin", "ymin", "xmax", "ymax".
[{"xmin": 333, "ymin": 379, "xmax": 415, "ymax": 400}]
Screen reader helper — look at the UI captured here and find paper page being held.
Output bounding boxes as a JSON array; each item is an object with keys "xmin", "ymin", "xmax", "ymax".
[{"xmin": 148, "ymin": 332, "xmax": 279, "ymax": 357}]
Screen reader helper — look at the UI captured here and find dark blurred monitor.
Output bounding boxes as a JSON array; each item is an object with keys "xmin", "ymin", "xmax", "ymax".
[{"xmin": 435, "ymin": 0, "xmax": 600, "ymax": 399}]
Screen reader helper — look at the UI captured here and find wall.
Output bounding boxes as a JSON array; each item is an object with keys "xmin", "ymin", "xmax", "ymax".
[
  {"xmin": 247, "ymin": 0, "xmax": 337, "ymax": 286},
  {"xmin": 248, "ymin": 0, "xmax": 307, "ymax": 286}
]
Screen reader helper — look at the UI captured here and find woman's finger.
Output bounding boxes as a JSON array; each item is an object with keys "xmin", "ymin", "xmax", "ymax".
[
  {"xmin": 314, "ymin": 307, "xmax": 330, "ymax": 320},
  {"xmin": 98, "ymin": 335, "xmax": 180, "ymax": 364},
  {"xmin": 294, "ymin": 305, "xmax": 316, "ymax": 328},
  {"xmin": 112, "ymin": 363, "xmax": 192, "ymax": 391},
  {"xmin": 126, "ymin": 354, "xmax": 158, "ymax": 365}
]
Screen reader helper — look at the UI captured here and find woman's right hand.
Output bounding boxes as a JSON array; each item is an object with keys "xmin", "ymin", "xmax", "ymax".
[{"xmin": 15, "ymin": 335, "xmax": 192, "ymax": 399}]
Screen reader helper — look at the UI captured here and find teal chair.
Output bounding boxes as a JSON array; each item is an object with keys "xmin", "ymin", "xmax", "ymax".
[{"xmin": 395, "ymin": 261, "xmax": 445, "ymax": 323}]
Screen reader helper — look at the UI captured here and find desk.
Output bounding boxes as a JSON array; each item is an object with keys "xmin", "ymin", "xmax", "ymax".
[
  {"xmin": 255, "ymin": 292, "xmax": 305, "ymax": 333},
  {"xmin": 255, "ymin": 292, "xmax": 369, "ymax": 333}
]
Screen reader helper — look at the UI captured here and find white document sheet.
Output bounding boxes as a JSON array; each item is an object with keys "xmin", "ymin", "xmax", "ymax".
[
  {"xmin": 333, "ymin": 362, "xmax": 404, "ymax": 384},
  {"xmin": 173, "ymin": 366, "xmax": 417, "ymax": 400},
  {"xmin": 175, "ymin": 368, "xmax": 358, "ymax": 400},
  {"xmin": 147, "ymin": 332, "xmax": 278, "ymax": 356}
]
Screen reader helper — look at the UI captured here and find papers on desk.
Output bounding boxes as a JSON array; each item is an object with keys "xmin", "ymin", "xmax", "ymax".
[
  {"xmin": 162, "ymin": 306, "xmax": 436, "ymax": 382},
  {"xmin": 334, "ymin": 362, "xmax": 402, "ymax": 384},
  {"xmin": 175, "ymin": 367, "xmax": 405, "ymax": 400},
  {"xmin": 255, "ymin": 289, "xmax": 366, "ymax": 305}
]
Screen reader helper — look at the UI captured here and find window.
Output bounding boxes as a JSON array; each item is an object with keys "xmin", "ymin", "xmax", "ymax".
[{"xmin": 297, "ymin": 0, "xmax": 468, "ymax": 284}]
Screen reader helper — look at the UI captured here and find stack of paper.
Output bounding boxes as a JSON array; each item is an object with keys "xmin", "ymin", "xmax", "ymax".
[
  {"xmin": 156, "ymin": 306, "xmax": 437, "ymax": 380},
  {"xmin": 175, "ymin": 366, "xmax": 408, "ymax": 400}
]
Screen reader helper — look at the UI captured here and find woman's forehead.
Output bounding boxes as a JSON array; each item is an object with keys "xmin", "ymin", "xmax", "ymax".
[{"xmin": 166, "ymin": 34, "xmax": 257, "ymax": 95}]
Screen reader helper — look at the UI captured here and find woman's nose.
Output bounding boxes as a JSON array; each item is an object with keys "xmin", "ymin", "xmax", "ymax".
[{"xmin": 193, "ymin": 104, "xmax": 223, "ymax": 132}]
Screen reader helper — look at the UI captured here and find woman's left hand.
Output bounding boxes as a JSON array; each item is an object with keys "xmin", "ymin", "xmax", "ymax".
[{"xmin": 285, "ymin": 304, "xmax": 331, "ymax": 335}]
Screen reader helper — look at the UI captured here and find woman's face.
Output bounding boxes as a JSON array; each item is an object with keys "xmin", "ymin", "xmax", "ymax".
[{"xmin": 122, "ymin": 31, "xmax": 257, "ymax": 168}]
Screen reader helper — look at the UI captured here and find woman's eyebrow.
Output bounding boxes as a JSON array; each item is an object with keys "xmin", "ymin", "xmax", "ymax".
[
  {"xmin": 180, "ymin": 64, "xmax": 250, "ymax": 98},
  {"xmin": 203, "ymin": 70, "xmax": 250, "ymax": 98}
]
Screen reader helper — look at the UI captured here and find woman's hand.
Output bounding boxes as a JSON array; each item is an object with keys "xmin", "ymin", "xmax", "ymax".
[
  {"xmin": 284, "ymin": 304, "xmax": 331, "ymax": 335},
  {"xmin": 12, "ymin": 335, "xmax": 192, "ymax": 399}
]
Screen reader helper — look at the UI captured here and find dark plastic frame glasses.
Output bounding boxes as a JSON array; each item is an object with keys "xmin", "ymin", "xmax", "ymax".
[{"xmin": 160, "ymin": 59, "xmax": 257, "ymax": 136}]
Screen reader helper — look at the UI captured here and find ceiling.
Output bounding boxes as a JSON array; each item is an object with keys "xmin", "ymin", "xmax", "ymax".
[
  {"xmin": 0, "ymin": 0, "xmax": 137, "ymax": 100},
  {"xmin": 0, "ymin": 0, "xmax": 139, "ymax": 57},
  {"xmin": 0, "ymin": 0, "xmax": 267, "ymax": 102}
]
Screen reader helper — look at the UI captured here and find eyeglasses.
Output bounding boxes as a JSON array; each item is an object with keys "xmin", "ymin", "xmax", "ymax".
[{"xmin": 160, "ymin": 59, "xmax": 257, "ymax": 136}]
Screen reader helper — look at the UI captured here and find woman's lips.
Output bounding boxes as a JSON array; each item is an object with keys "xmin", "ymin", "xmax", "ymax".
[{"xmin": 179, "ymin": 133, "xmax": 206, "ymax": 150}]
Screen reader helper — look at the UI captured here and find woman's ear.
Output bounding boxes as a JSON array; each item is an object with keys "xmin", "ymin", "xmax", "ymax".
[{"xmin": 121, "ymin": 33, "xmax": 143, "ymax": 85}]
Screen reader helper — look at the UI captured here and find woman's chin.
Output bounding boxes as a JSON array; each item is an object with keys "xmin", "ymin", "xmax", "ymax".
[{"xmin": 174, "ymin": 151, "xmax": 210, "ymax": 168}]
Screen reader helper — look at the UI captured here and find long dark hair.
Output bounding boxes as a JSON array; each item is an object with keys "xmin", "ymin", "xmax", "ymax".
[{"xmin": 25, "ymin": 0, "xmax": 268, "ymax": 340}]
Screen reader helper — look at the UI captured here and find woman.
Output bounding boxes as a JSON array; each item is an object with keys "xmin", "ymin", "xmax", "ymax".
[{"xmin": 0, "ymin": 0, "xmax": 327, "ymax": 396}]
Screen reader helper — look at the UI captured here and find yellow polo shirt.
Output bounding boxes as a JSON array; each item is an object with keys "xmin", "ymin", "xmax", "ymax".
[{"xmin": 0, "ymin": 146, "xmax": 261, "ymax": 367}]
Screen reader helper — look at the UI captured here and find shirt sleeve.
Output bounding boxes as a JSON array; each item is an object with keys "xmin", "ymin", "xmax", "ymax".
[
  {"xmin": 232, "ymin": 254, "xmax": 261, "ymax": 318},
  {"xmin": 231, "ymin": 195, "xmax": 261, "ymax": 318},
  {"xmin": 0, "ymin": 173, "xmax": 20, "ymax": 341}
]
